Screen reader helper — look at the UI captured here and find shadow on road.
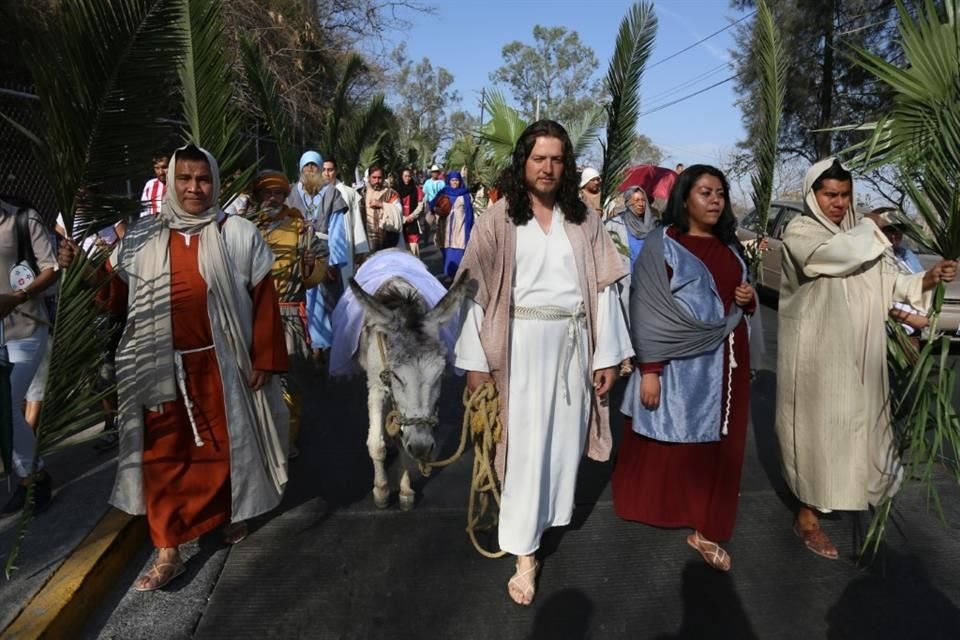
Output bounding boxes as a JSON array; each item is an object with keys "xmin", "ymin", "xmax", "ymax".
[
  {"xmin": 526, "ymin": 588, "xmax": 593, "ymax": 640},
  {"xmin": 826, "ymin": 546, "xmax": 960, "ymax": 639},
  {"xmin": 654, "ymin": 561, "xmax": 759, "ymax": 640}
]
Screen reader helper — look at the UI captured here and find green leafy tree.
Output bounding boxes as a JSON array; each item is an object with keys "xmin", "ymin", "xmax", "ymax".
[
  {"xmin": 631, "ymin": 133, "xmax": 665, "ymax": 166},
  {"xmin": 389, "ymin": 44, "xmax": 461, "ymax": 154},
  {"xmin": 490, "ymin": 25, "xmax": 601, "ymax": 125},
  {"xmin": 731, "ymin": 1, "xmax": 903, "ymax": 159}
]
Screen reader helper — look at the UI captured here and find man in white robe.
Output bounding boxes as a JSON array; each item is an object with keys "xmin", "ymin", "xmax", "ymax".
[
  {"xmin": 454, "ymin": 120, "xmax": 633, "ymax": 606},
  {"xmin": 776, "ymin": 158, "xmax": 956, "ymax": 560}
]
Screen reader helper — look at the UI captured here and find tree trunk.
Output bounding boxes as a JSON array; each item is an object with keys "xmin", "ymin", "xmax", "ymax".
[{"xmin": 815, "ymin": 0, "xmax": 836, "ymax": 159}]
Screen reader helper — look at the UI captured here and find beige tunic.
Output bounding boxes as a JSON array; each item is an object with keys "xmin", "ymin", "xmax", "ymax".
[{"xmin": 776, "ymin": 159, "xmax": 929, "ymax": 511}]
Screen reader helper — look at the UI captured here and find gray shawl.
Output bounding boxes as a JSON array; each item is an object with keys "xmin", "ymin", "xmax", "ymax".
[
  {"xmin": 622, "ymin": 187, "xmax": 658, "ymax": 239},
  {"xmin": 630, "ymin": 227, "xmax": 743, "ymax": 362}
]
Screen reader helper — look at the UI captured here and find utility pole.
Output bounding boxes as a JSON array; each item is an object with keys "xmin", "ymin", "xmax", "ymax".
[
  {"xmin": 535, "ymin": 95, "xmax": 540, "ymax": 121},
  {"xmin": 478, "ymin": 88, "xmax": 486, "ymax": 128}
]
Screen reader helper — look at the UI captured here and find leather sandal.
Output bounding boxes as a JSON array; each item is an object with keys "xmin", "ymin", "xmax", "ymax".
[
  {"xmin": 793, "ymin": 522, "xmax": 839, "ymax": 560},
  {"xmin": 507, "ymin": 560, "xmax": 539, "ymax": 606},
  {"xmin": 687, "ymin": 531, "xmax": 732, "ymax": 572},
  {"xmin": 133, "ymin": 560, "xmax": 186, "ymax": 592}
]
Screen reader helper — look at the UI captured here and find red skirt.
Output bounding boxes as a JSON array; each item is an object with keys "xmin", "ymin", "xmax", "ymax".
[{"xmin": 611, "ymin": 324, "xmax": 751, "ymax": 542}]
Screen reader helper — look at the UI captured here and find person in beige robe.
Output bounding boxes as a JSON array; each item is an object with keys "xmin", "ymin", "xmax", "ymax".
[{"xmin": 775, "ymin": 157, "xmax": 957, "ymax": 560}]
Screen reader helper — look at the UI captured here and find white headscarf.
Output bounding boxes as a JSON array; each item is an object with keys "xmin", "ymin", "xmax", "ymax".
[{"xmin": 802, "ymin": 157, "xmax": 857, "ymax": 233}]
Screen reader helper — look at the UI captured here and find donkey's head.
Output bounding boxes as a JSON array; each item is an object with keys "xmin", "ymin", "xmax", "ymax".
[{"xmin": 350, "ymin": 270, "xmax": 471, "ymax": 462}]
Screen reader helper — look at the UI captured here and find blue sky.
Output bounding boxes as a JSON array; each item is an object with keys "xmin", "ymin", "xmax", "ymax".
[{"xmin": 399, "ymin": 0, "xmax": 751, "ymax": 168}]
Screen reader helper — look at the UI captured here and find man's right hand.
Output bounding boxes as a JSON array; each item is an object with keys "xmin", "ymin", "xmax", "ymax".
[
  {"xmin": 58, "ymin": 238, "xmax": 80, "ymax": 269},
  {"xmin": 466, "ymin": 370, "xmax": 494, "ymax": 394},
  {"xmin": 639, "ymin": 372, "xmax": 661, "ymax": 410}
]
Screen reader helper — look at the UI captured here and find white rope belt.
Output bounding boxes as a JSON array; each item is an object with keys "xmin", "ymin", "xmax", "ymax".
[
  {"xmin": 511, "ymin": 303, "xmax": 587, "ymax": 402},
  {"xmin": 721, "ymin": 332, "xmax": 738, "ymax": 436},
  {"xmin": 174, "ymin": 345, "xmax": 216, "ymax": 447}
]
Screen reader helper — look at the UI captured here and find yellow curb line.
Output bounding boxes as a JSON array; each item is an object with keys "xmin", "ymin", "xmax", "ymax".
[{"xmin": 2, "ymin": 508, "xmax": 148, "ymax": 640}]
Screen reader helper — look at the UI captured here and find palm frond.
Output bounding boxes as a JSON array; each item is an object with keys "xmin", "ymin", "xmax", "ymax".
[
  {"xmin": 839, "ymin": 0, "xmax": 960, "ymax": 557},
  {"xmin": 321, "ymin": 53, "xmax": 369, "ymax": 163},
  {"xmin": 747, "ymin": 0, "xmax": 787, "ymax": 280},
  {"xmin": 239, "ymin": 34, "xmax": 298, "ymax": 179},
  {"xmin": 476, "ymin": 89, "xmax": 528, "ymax": 175},
  {"xmin": 339, "ymin": 94, "xmax": 394, "ymax": 180},
  {"xmin": 600, "ymin": 2, "xmax": 658, "ymax": 208},
  {"xmin": 567, "ymin": 105, "xmax": 605, "ymax": 160},
  {"xmin": 8, "ymin": 2, "xmax": 186, "ymax": 574},
  {"xmin": 179, "ymin": 0, "xmax": 253, "ymax": 204},
  {"xmin": 25, "ymin": 0, "xmax": 184, "ymax": 234}
]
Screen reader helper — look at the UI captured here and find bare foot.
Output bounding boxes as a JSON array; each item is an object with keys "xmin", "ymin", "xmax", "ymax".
[{"xmin": 507, "ymin": 555, "xmax": 539, "ymax": 606}]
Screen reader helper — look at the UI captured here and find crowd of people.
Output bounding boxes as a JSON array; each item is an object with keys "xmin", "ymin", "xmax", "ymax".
[{"xmin": 0, "ymin": 120, "xmax": 956, "ymax": 604}]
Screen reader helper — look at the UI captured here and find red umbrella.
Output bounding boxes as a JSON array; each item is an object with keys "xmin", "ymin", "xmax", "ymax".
[{"xmin": 618, "ymin": 165, "xmax": 678, "ymax": 201}]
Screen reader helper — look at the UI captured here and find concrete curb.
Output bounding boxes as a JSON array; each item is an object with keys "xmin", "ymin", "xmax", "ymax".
[{"xmin": 2, "ymin": 508, "xmax": 147, "ymax": 639}]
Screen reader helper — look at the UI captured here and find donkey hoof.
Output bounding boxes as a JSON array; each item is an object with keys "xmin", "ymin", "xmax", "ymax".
[
  {"xmin": 373, "ymin": 487, "xmax": 390, "ymax": 509},
  {"xmin": 399, "ymin": 492, "xmax": 416, "ymax": 511}
]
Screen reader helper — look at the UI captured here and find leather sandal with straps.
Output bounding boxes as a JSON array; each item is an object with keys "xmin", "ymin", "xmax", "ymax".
[
  {"xmin": 133, "ymin": 559, "xmax": 186, "ymax": 592},
  {"xmin": 507, "ymin": 560, "xmax": 540, "ymax": 606},
  {"xmin": 222, "ymin": 522, "xmax": 248, "ymax": 546},
  {"xmin": 687, "ymin": 531, "xmax": 732, "ymax": 572},
  {"xmin": 793, "ymin": 522, "xmax": 839, "ymax": 560}
]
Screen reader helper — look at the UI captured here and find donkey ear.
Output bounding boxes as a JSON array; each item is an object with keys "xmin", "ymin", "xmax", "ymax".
[
  {"xmin": 424, "ymin": 269, "xmax": 473, "ymax": 331},
  {"xmin": 349, "ymin": 278, "xmax": 395, "ymax": 329}
]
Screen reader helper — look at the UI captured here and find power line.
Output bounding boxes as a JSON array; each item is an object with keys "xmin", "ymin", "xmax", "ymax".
[
  {"xmin": 647, "ymin": 10, "xmax": 757, "ymax": 70},
  {"xmin": 639, "ymin": 75, "xmax": 739, "ymax": 117},
  {"xmin": 645, "ymin": 62, "xmax": 732, "ymax": 103}
]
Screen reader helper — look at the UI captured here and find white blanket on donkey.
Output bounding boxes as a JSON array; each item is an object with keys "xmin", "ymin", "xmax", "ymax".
[{"xmin": 330, "ymin": 249, "xmax": 458, "ymax": 376}]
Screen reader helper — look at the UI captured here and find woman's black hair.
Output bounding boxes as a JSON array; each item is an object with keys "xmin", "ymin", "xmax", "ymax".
[
  {"xmin": 661, "ymin": 164, "xmax": 744, "ymax": 255},
  {"xmin": 496, "ymin": 119, "xmax": 586, "ymax": 226}
]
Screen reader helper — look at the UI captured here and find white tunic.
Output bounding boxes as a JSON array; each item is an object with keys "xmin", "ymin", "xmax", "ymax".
[{"xmin": 455, "ymin": 208, "xmax": 632, "ymax": 555}]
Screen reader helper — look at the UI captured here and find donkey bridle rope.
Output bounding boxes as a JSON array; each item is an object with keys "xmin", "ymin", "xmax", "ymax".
[{"xmin": 375, "ymin": 333, "xmax": 505, "ymax": 558}]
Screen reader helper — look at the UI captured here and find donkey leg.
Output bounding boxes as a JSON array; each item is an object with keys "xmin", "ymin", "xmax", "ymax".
[
  {"xmin": 399, "ymin": 468, "xmax": 415, "ymax": 511},
  {"xmin": 367, "ymin": 386, "xmax": 390, "ymax": 509}
]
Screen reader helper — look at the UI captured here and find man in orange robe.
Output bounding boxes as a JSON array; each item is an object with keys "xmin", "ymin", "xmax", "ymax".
[{"xmin": 61, "ymin": 145, "xmax": 289, "ymax": 592}]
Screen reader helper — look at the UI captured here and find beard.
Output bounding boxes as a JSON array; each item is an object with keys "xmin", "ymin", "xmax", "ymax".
[
  {"xmin": 301, "ymin": 172, "xmax": 324, "ymax": 195},
  {"xmin": 525, "ymin": 176, "xmax": 559, "ymax": 201}
]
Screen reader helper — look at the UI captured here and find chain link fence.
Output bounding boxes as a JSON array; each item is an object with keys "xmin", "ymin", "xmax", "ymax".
[{"xmin": 0, "ymin": 84, "xmax": 57, "ymax": 221}]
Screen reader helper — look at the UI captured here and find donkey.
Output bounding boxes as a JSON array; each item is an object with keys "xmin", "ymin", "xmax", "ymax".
[{"xmin": 348, "ymin": 270, "xmax": 469, "ymax": 510}]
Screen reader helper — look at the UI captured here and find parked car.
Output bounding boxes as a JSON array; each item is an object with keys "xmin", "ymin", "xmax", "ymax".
[{"xmin": 736, "ymin": 199, "xmax": 960, "ymax": 338}]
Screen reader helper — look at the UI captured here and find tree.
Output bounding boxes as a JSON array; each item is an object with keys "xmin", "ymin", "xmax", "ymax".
[
  {"xmin": 631, "ymin": 133, "xmax": 664, "ymax": 166},
  {"xmin": 388, "ymin": 44, "xmax": 462, "ymax": 154},
  {"xmin": 731, "ymin": 0, "xmax": 904, "ymax": 162},
  {"xmin": 490, "ymin": 25, "xmax": 601, "ymax": 126}
]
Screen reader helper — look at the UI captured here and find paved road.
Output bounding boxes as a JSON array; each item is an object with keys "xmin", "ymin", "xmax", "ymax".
[{"xmin": 76, "ymin": 296, "xmax": 960, "ymax": 640}]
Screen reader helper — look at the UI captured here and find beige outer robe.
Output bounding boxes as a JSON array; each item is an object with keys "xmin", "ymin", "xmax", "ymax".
[{"xmin": 775, "ymin": 158, "xmax": 929, "ymax": 511}]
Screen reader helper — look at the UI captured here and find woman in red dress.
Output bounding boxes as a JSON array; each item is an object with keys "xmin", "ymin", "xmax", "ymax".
[
  {"xmin": 396, "ymin": 168, "xmax": 424, "ymax": 256},
  {"xmin": 612, "ymin": 165, "xmax": 756, "ymax": 572}
]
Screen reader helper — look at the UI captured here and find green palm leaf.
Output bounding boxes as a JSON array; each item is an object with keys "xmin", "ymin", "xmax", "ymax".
[
  {"xmin": 566, "ymin": 105, "xmax": 605, "ymax": 161},
  {"xmin": 339, "ymin": 94, "xmax": 395, "ymax": 180},
  {"xmin": 321, "ymin": 53, "xmax": 368, "ymax": 166},
  {"xmin": 746, "ymin": 0, "xmax": 787, "ymax": 280},
  {"xmin": 476, "ymin": 89, "xmax": 528, "ymax": 175},
  {"xmin": 600, "ymin": 1, "xmax": 658, "ymax": 208},
  {"xmin": 239, "ymin": 34, "xmax": 299, "ymax": 179},
  {"xmin": 5, "ymin": 0, "xmax": 186, "ymax": 577},
  {"xmin": 179, "ymin": 0, "xmax": 253, "ymax": 204},
  {"xmin": 839, "ymin": 0, "xmax": 960, "ymax": 558}
]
